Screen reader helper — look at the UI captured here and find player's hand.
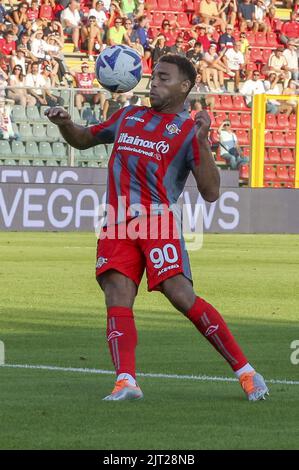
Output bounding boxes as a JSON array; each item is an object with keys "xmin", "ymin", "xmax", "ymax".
[
  {"xmin": 44, "ymin": 107, "xmax": 71, "ymax": 126},
  {"xmin": 195, "ymin": 110, "xmax": 211, "ymax": 141}
]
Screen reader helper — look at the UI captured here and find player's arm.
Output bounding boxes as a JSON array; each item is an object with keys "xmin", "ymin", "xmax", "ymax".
[
  {"xmin": 45, "ymin": 107, "xmax": 109, "ymax": 149},
  {"xmin": 192, "ymin": 111, "xmax": 220, "ymax": 203}
]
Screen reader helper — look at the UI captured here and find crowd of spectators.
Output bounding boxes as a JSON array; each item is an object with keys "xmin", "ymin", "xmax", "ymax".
[{"xmin": 0, "ymin": 0, "xmax": 298, "ymax": 118}]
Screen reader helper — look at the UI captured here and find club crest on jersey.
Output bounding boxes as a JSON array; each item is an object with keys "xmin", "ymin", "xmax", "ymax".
[{"xmin": 166, "ymin": 123, "xmax": 181, "ymax": 135}]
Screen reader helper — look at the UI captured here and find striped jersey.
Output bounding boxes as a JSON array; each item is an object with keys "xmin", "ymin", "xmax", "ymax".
[{"xmin": 90, "ymin": 105, "xmax": 200, "ymax": 225}]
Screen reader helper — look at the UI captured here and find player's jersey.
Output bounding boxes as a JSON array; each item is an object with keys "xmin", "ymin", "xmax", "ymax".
[{"xmin": 90, "ymin": 105, "xmax": 200, "ymax": 225}]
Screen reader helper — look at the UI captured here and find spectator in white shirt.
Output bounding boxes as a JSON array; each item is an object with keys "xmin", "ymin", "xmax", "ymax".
[
  {"xmin": 283, "ymin": 41, "xmax": 299, "ymax": 81},
  {"xmin": 217, "ymin": 120, "xmax": 248, "ymax": 170},
  {"xmin": 60, "ymin": 0, "xmax": 82, "ymax": 52},
  {"xmin": 254, "ymin": 0, "xmax": 268, "ymax": 32},
  {"xmin": 241, "ymin": 70, "xmax": 278, "ymax": 113},
  {"xmin": 225, "ymin": 41, "xmax": 245, "ymax": 91},
  {"xmin": 89, "ymin": 1, "xmax": 107, "ymax": 29},
  {"xmin": 25, "ymin": 60, "xmax": 47, "ymax": 106},
  {"xmin": 30, "ymin": 29, "xmax": 59, "ymax": 61}
]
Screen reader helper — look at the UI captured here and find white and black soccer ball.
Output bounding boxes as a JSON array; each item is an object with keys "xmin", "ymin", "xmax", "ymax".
[{"xmin": 95, "ymin": 45, "xmax": 143, "ymax": 93}]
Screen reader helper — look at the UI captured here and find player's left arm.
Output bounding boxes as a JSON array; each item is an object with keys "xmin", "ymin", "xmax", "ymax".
[{"xmin": 192, "ymin": 111, "xmax": 220, "ymax": 203}]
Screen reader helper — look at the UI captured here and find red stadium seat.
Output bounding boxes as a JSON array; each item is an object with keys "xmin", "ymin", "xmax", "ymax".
[
  {"xmin": 193, "ymin": 0, "xmax": 201, "ymax": 12},
  {"xmin": 280, "ymin": 148, "xmax": 294, "ymax": 164},
  {"xmin": 184, "ymin": 0, "xmax": 195, "ymax": 11},
  {"xmin": 289, "ymin": 114, "xmax": 296, "ymax": 130},
  {"xmin": 262, "ymin": 49, "xmax": 272, "ymax": 64},
  {"xmin": 285, "ymin": 182, "xmax": 295, "ymax": 188},
  {"xmin": 245, "ymin": 31, "xmax": 255, "ymax": 45},
  {"xmin": 229, "ymin": 112, "xmax": 241, "ymax": 128},
  {"xmin": 246, "ymin": 62, "xmax": 258, "ymax": 73},
  {"xmin": 157, "ymin": 0, "xmax": 171, "ymax": 9},
  {"xmin": 266, "ymin": 32, "xmax": 278, "ymax": 47},
  {"xmin": 265, "ymin": 131, "xmax": 273, "ymax": 145},
  {"xmin": 276, "ymin": 114, "xmax": 289, "ymax": 130},
  {"xmin": 272, "ymin": 131, "xmax": 285, "ymax": 146},
  {"xmin": 239, "ymin": 113, "xmax": 251, "ymax": 129},
  {"xmin": 272, "ymin": 18, "xmax": 282, "ymax": 32},
  {"xmin": 239, "ymin": 164, "xmax": 249, "ymax": 179},
  {"xmin": 165, "ymin": 12, "xmax": 176, "ymax": 22},
  {"xmin": 150, "ymin": 12, "xmax": 164, "ymax": 26},
  {"xmin": 285, "ymin": 131, "xmax": 296, "ymax": 146},
  {"xmin": 220, "ymin": 95, "xmax": 233, "ymax": 110},
  {"xmin": 266, "ymin": 114, "xmax": 277, "ymax": 129},
  {"xmin": 207, "ymin": 111, "xmax": 216, "ymax": 127},
  {"xmin": 267, "ymin": 148, "xmax": 280, "ymax": 163},
  {"xmin": 170, "ymin": 0, "xmax": 184, "ymax": 10},
  {"xmin": 276, "ymin": 165, "xmax": 290, "ymax": 181},
  {"xmin": 264, "ymin": 165, "xmax": 277, "ymax": 181},
  {"xmin": 242, "ymin": 147, "xmax": 250, "ymax": 158},
  {"xmin": 142, "ymin": 58, "xmax": 152, "ymax": 74},
  {"xmin": 289, "ymin": 166, "xmax": 295, "ymax": 181},
  {"xmin": 250, "ymin": 48, "xmax": 263, "ymax": 63},
  {"xmin": 215, "ymin": 112, "xmax": 228, "ymax": 127},
  {"xmin": 177, "ymin": 12, "xmax": 190, "ymax": 27},
  {"xmin": 146, "ymin": 0, "xmax": 158, "ymax": 9},
  {"xmin": 212, "ymin": 94, "xmax": 223, "ymax": 109},
  {"xmin": 255, "ymin": 33, "xmax": 267, "ymax": 47},
  {"xmin": 232, "ymin": 95, "xmax": 248, "ymax": 110},
  {"xmin": 236, "ymin": 130, "xmax": 249, "ymax": 145}
]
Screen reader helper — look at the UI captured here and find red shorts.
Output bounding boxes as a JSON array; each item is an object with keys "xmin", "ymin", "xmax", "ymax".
[{"xmin": 95, "ymin": 213, "xmax": 192, "ymax": 291}]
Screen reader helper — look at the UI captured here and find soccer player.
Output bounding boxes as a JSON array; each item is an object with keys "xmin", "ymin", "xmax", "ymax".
[{"xmin": 45, "ymin": 54, "xmax": 269, "ymax": 402}]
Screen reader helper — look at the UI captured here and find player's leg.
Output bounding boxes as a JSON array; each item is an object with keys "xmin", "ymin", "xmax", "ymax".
[{"xmin": 160, "ymin": 274, "xmax": 269, "ymax": 401}]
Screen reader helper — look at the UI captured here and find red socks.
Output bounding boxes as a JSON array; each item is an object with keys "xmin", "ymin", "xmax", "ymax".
[
  {"xmin": 107, "ymin": 306, "xmax": 137, "ymax": 378},
  {"xmin": 186, "ymin": 297, "xmax": 248, "ymax": 371}
]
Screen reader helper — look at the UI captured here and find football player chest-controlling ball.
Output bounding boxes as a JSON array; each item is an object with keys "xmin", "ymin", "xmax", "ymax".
[{"xmin": 95, "ymin": 45, "xmax": 143, "ymax": 93}]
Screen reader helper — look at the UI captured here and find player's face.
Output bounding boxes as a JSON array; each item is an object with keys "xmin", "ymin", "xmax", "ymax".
[{"xmin": 149, "ymin": 62, "xmax": 190, "ymax": 112}]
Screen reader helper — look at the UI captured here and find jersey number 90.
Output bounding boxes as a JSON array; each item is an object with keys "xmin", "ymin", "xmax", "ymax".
[{"xmin": 149, "ymin": 244, "xmax": 179, "ymax": 269}]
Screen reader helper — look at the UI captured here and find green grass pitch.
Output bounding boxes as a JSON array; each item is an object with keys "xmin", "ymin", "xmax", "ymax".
[{"xmin": 0, "ymin": 232, "xmax": 298, "ymax": 450}]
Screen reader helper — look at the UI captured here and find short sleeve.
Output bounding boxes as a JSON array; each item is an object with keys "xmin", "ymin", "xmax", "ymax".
[{"xmin": 186, "ymin": 128, "xmax": 200, "ymax": 171}]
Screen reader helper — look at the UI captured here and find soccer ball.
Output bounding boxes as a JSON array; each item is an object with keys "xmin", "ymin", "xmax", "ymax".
[{"xmin": 95, "ymin": 45, "xmax": 143, "ymax": 93}]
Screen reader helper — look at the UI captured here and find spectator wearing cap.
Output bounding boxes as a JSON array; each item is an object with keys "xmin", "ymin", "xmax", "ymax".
[
  {"xmin": 88, "ymin": 1, "xmax": 108, "ymax": 30},
  {"xmin": 254, "ymin": 0, "xmax": 268, "ymax": 32},
  {"xmin": 150, "ymin": 34, "xmax": 170, "ymax": 67},
  {"xmin": 267, "ymin": 47, "xmax": 290, "ymax": 87},
  {"xmin": 60, "ymin": 0, "xmax": 82, "ymax": 52},
  {"xmin": 7, "ymin": 64, "xmax": 36, "ymax": 106},
  {"xmin": 238, "ymin": 0, "xmax": 256, "ymax": 32},
  {"xmin": 218, "ymin": 23, "xmax": 235, "ymax": 50},
  {"xmin": 190, "ymin": 24, "xmax": 211, "ymax": 52},
  {"xmin": 283, "ymin": 41, "xmax": 299, "ymax": 81},
  {"xmin": 10, "ymin": 45, "xmax": 27, "ymax": 74},
  {"xmin": 30, "ymin": 29, "xmax": 60, "ymax": 61},
  {"xmin": 280, "ymin": 12, "xmax": 299, "ymax": 46},
  {"xmin": 0, "ymin": 30, "xmax": 16, "ymax": 58},
  {"xmin": 70, "ymin": 62, "xmax": 102, "ymax": 110},
  {"xmin": 199, "ymin": 0, "xmax": 226, "ymax": 34},
  {"xmin": 81, "ymin": 15, "xmax": 103, "ymax": 61},
  {"xmin": 108, "ymin": 17, "xmax": 132, "ymax": 46},
  {"xmin": 224, "ymin": 41, "xmax": 245, "ymax": 91},
  {"xmin": 169, "ymin": 37, "xmax": 187, "ymax": 57},
  {"xmin": 39, "ymin": 64, "xmax": 64, "ymax": 107},
  {"xmin": 25, "ymin": 61, "xmax": 48, "ymax": 106}
]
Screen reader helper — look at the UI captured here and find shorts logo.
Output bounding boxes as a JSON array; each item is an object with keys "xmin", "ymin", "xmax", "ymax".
[
  {"xmin": 157, "ymin": 263, "xmax": 179, "ymax": 276},
  {"xmin": 166, "ymin": 123, "xmax": 181, "ymax": 135},
  {"xmin": 96, "ymin": 257, "xmax": 108, "ymax": 268},
  {"xmin": 205, "ymin": 325, "xmax": 219, "ymax": 337},
  {"xmin": 107, "ymin": 330, "xmax": 124, "ymax": 342}
]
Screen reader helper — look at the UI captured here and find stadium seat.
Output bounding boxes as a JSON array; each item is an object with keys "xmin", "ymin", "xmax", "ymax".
[
  {"xmin": 242, "ymin": 147, "xmax": 250, "ymax": 158},
  {"xmin": 246, "ymin": 62, "xmax": 257, "ymax": 73},
  {"xmin": 26, "ymin": 106, "xmax": 41, "ymax": 121},
  {"xmin": 46, "ymin": 123, "xmax": 60, "ymax": 141},
  {"xmin": 232, "ymin": 95, "xmax": 248, "ymax": 110},
  {"xmin": 87, "ymin": 161, "xmax": 99, "ymax": 168},
  {"xmin": 276, "ymin": 114, "xmax": 289, "ymax": 130},
  {"xmin": 0, "ymin": 140, "xmax": 11, "ymax": 156},
  {"xmin": 142, "ymin": 58, "xmax": 152, "ymax": 74},
  {"xmin": 289, "ymin": 166, "xmax": 295, "ymax": 181},
  {"xmin": 262, "ymin": 49, "xmax": 272, "ymax": 63},
  {"xmin": 211, "ymin": 94, "xmax": 222, "ymax": 109},
  {"xmin": 272, "ymin": 18, "xmax": 282, "ymax": 32},
  {"xmin": 177, "ymin": 12, "xmax": 190, "ymax": 28},
  {"xmin": 60, "ymin": 89, "xmax": 71, "ymax": 106},
  {"xmin": 250, "ymin": 48, "xmax": 263, "ymax": 63},
  {"xmin": 289, "ymin": 114, "xmax": 296, "ymax": 130},
  {"xmin": 165, "ymin": 12, "xmax": 176, "ymax": 23},
  {"xmin": 53, "ymin": 142, "xmax": 67, "ymax": 158},
  {"xmin": 59, "ymin": 159, "xmax": 68, "ymax": 166},
  {"xmin": 94, "ymin": 144, "xmax": 108, "ymax": 159},
  {"xmin": 228, "ymin": 113, "xmax": 241, "ymax": 128},
  {"xmin": 214, "ymin": 112, "xmax": 227, "ymax": 127},
  {"xmin": 235, "ymin": 130, "xmax": 249, "ymax": 145},
  {"xmin": 276, "ymin": 165, "xmax": 290, "ymax": 181},
  {"xmin": 146, "ymin": 0, "xmax": 158, "ymax": 9},
  {"xmin": 265, "ymin": 131, "xmax": 273, "ymax": 145},
  {"xmin": 11, "ymin": 140, "xmax": 25, "ymax": 157},
  {"xmin": 266, "ymin": 114, "xmax": 277, "ymax": 129},
  {"xmin": 11, "ymin": 105, "xmax": 27, "ymax": 122},
  {"xmin": 245, "ymin": 31, "xmax": 255, "ymax": 44},
  {"xmin": 266, "ymin": 32, "xmax": 278, "ymax": 47},
  {"xmin": 18, "ymin": 158, "xmax": 32, "ymax": 165},
  {"xmin": 157, "ymin": 0, "xmax": 170, "ymax": 9},
  {"xmin": 272, "ymin": 131, "xmax": 285, "ymax": 146},
  {"xmin": 264, "ymin": 165, "xmax": 277, "ymax": 181},
  {"xmin": 184, "ymin": 0, "xmax": 195, "ymax": 11},
  {"xmin": 4, "ymin": 158, "xmax": 17, "ymax": 165},
  {"xmin": 73, "ymin": 107, "xmax": 84, "ymax": 124},
  {"xmin": 239, "ymin": 113, "xmax": 251, "ymax": 129},
  {"xmin": 280, "ymin": 148, "xmax": 294, "ymax": 164},
  {"xmin": 19, "ymin": 123, "xmax": 33, "ymax": 142},
  {"xmin": 220, "ymin": 95, "xmax": 233, "ymax": 110},
  {"xmin": 32, "ymin": 123, "xmax": 47, "ymax": 141},
  {"xmin": 255, "ymin": 33, "xmax": 267, "ymax": 47},
  {"xmin": 207, "ymin": 111, "xmax": 216, "ymax": 128},
  {"xmin": 39, "ymin": 141, "xmax": 53, "ymax": 158},
  {"xmin": 150, "ymin": 12, "xmax": 164, "ymax": 26},
  {"xmin": 285, "ymin": 131, "xmax": 296, "ymax": 146},
  {"xmin": 170, "ymin": 0, "xmax": 184, "ymax": 10},
  {"xmin": 267, "ymin": 148, "xmax": 280, "ymax": 163},
  {"xmin": 40, "ymin": 106, "xmax": 49, "ymax": 121},
  {"xmin": 25, "ymin": 141, "xmax": 39, "ymax": 157},
  {"xmin": 239, "ymin": 164, "xmax": 249, "ymax": 179},
  {"xmin": 80, "ymin": 147, "xmax": 94, "ymax": 159}
]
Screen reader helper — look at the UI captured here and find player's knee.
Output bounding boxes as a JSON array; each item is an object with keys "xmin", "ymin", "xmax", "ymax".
[
  {"xmin": 161, "ymin": 277, "xmax": 196, "ymax": 313},
  {"xmin": 97, "ymin": 271, "xmax": 137, "ymax": 308}
]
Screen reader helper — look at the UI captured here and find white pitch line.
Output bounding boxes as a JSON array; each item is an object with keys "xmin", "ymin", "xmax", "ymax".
[{"xmin": 2, "ymin": 363, "xmax": 299, "ymax": 386}]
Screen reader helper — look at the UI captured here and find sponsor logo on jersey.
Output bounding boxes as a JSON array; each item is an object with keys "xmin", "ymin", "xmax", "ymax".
[
  {"xmin": 96, "ymin": 256, "xmax": 108, "ymax": 268},
  {"xmin": 118, "ymin": 133, "xmax": 169, "ymax": 154},
  {"xmin": 166, "ymin": 123, "xmax": 181, "ymax": 135},
  {"xmin": 107, "ymin": 330, "xmax": 124, "ymax": 342},
  {"xmin": 204, "ymin": 325, "xmax": 219, "ymax": 337},
  {"xmin": 125, "ymin": 116, "xmax": 145, "ymax": 123}
]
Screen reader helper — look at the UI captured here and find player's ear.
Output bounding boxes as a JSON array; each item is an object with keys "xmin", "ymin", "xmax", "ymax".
[{"xmin": 181, "ymin": 79, "xmax": 191, "ymax": 95}]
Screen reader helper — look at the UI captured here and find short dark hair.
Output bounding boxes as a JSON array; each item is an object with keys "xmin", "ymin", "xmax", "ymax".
[{"xmin": 158, "ymin": 54, "xmax": 197, "ymax": 94}]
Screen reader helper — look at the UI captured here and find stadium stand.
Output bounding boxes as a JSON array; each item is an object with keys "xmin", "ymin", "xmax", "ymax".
[{"xmin": 0, "ymin": 0, "xmax": 298, "ymax": 187}]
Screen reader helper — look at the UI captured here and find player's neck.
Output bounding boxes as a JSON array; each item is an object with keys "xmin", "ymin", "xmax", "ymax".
[{"xmin": 152, "ymin": 103, "xmax": 185, "ymax": 115}]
